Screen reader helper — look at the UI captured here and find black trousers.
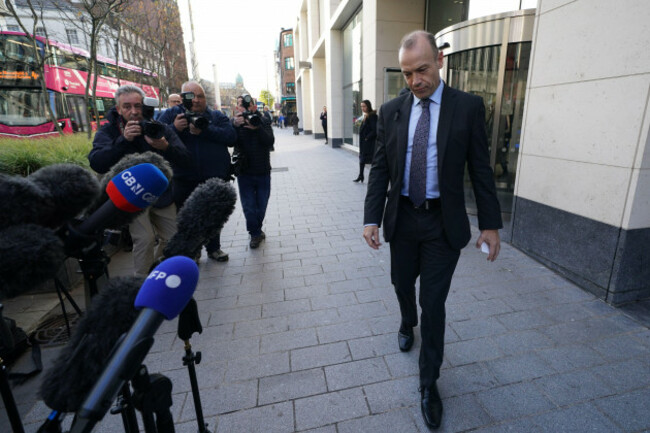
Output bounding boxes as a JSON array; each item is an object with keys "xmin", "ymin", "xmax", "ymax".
[{"xmin": 389, "ymin": 198, "xmax": 460, "ymax": 387}]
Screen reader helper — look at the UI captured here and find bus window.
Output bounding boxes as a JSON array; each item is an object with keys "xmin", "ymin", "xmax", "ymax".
[
  {"xmin": 0, "ymin": 88, "xmax": 49, "ymax": 126},
  {"xmin": 95, "ymin": 98, "xmax": 106, "ymax": 120},
  {"xmin": 105, "ymin": 63, "xmax": 117, "ymax": 78},
  {"xmin": 66, "ymin": 95, "xmax": 88, "ymax": 132}
]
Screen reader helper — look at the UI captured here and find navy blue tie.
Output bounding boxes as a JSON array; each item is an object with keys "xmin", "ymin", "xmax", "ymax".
[{"xmin": 409, "ymin": 98, "xmax": 430, "ymax": 207}]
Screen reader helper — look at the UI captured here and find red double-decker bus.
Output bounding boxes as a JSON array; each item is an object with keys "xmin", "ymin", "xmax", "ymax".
[{"xmin": 0, "ymin": 31, "xmax": 159, "ymax": 138}]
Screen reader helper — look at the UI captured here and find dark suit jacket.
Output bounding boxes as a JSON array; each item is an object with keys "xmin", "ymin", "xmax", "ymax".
[{"xmin": 363, "ymin": 85, "xmax": 502, "ymax": 250}]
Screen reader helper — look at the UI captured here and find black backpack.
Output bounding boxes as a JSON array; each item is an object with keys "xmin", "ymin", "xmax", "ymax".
[{"xmin": 0, "ymin": 316, "xmax": 41, "ymax": 383}]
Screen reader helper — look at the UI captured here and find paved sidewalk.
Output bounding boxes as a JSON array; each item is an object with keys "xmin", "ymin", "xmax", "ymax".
[{"xmin": 6, "ymin": 127, "xmax": 650, "ymax": 432}]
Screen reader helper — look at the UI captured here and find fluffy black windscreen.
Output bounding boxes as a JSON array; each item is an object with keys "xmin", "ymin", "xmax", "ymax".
[
  {"xmin": 29, "ymin": 164, "xmax": 100, "ymax": 229},
  {"xmin": 0, "ymin": 224, "xmax": 65, "ymax": 299},
  {"xmin": 86, "ymin": 152, "xmax": 174, "ymax": 229},
  {"xmin": 39, "ymin": 276, "xmax": 143, "ymax": 412},
  {"xmin": 163, "ymin": 178, "xmax": 237, "ymax": 258},
  {"xmin": 0, "ymin": 174, "xmax": 49, "ymax": 228}
]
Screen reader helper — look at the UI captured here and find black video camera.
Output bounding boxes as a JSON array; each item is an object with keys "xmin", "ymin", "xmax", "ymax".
[
  {"xmin": 181, "ymin": 91, "xmax": 210, "ymax": 129},
  {"xmin": 140, "ymin": 97, "xmax": 166, "ymax": 139},
  {"xmin": 240, "ymin": 94, "xmax": 262, "ymax": 127}
]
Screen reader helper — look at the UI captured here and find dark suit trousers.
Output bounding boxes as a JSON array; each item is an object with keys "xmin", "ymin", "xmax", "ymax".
[{"xmin": 390, "ymin": 198, "xmax": 460, "ymax": 387}]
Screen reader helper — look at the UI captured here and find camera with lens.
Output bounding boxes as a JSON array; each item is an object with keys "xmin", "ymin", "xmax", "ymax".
[
  {"xmin": 240, "ymin": 94, "xmax": 262, "ymax": 127},
  {"xmin": 139, "ymin": 97, "xmax": 166, "ymax": 139},
  {"xmin": 181, "ymin": 91, "xmax": 210, "ymax": 130}
]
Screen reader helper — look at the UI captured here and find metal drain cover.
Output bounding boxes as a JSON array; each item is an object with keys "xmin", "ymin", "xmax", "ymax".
[{"xmin": 31, "ymin": 313, "xmax": 81, "ymax": 346}]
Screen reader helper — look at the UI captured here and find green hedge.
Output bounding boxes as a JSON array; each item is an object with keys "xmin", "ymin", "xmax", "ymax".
[{"xmin": 0, "ymin": 134, "xmax": 93, "ymax": 176}]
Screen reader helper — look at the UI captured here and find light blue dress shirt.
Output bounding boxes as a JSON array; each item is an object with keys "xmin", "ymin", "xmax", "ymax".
[{"xmin": 400, "ymin": 81, "xmax": 444, "ymax": 199}]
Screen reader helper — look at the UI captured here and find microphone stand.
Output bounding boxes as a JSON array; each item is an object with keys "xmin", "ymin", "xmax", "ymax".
[
  {"xmin": 177, "ymin": 299, "xmax": 211, "ymax": 433},
  {"xmin": 131, "ymin": 365, "xmax": 175, "ymax": 433},
  {"xmin": 0, "ymin": 357, "xmax": 25, "ymax": 433},
  {"xmin": 0, "ymin": 304, "xmax": 25, "ymax": 433},
  {"xmin": 57, "ymin": 223, "xmax": 111, "ymax": 309},
  {"xmin": 53, "ymin": 276, "xmax": 83, "ymax": 338},
  {"xmin": 110, "ymin": 383, "xmax": 140, "ymax": 433}
]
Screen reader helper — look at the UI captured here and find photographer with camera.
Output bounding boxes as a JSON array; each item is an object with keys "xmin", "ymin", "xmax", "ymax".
[
  {"xmin": 159, "ymin": 81, "xmax": 236, "ymax": 262},
  {"xmin": 88, "ymin": 85, "xmax": 191, "ymax": 277},
  {"xmin": 232, "ymin": 95, "xmax": 275, "ymax": 249}
]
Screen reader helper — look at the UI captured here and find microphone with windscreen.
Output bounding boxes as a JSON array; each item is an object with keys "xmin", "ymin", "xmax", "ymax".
[
  {"xmin": 163, "ymin": 178, "xmax": 237, "ymax": 259},
  {"xmin": 29, "ymin": 164, "xmax": 101, "ymax": 229},
  {"xmin": 91, "ymin": 152, "xmax": 173, "ymax": 230},
  {"xmin": 0, "ymin": 174, "xmax": 49, "ymax": 228},
  {"xmin": 59, "ymin": 163, "xmax": 169, "ymax": 257},
  {"xmin": 40, "ymin": 276, "xmax": 143, "ymax": 412},
  {"xmin": 77, "ymin": 163, "xmax": 169, "ymax": 234},
  {"xmin": 0, "ymin": 224, "xmax": 65, "ymax": 299},
  {"xmin": 69, "ymin": 256, "xmax": 198, "ymax": 433}
]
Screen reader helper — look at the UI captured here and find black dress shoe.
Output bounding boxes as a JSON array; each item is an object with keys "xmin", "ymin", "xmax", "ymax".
[
  {"xmin": 420, "ymin": 384, "xmax": 443, "ymax": 430},
  {"xmin": 397, "ymin": 327, "xmax": 414, "ymax": 352}
]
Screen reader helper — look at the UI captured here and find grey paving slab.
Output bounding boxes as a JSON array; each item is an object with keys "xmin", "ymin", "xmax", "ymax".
[
  {"xmin": 258, "ymin": 368, "xmax": 327, "ymax": 405},
  {"xmin": 179, "ymin": 380, "xmax": 258, "ymax": 420},
  {"xmin": 486, "ymin": 352, "xmax": 556, "ymax": 385},
  {"xmin": 317, "ymin": 320, "xmax": 373, "ymax": 344},
  {"xmin": 490, "ymin": 329, "xmax": 555, "ymax": 355},
  {"xmin": 260, "ymin": 327, "xmax": 318, "ymax": 354},
  {"xmin": 224, "ymin": 351, "xmax": 290, "ymax": 382},
  {"xmin": 533, "ymin": 370, "xmax": 614, "ymax": 406},
  {"xmin": 215, "ymin": 402, "xmax": 294, "ymax": 433},
  {"xmin": 363, "ymin": 376, "xmax": 421, "ymax": 413},
  {"xmin": 437, "ymin": 362, "xmax": 498, "ymax": 397},
  {"xmin": 535, "ymin": 343, "xmax": 606, "ymax": 372},
  {"xmin": 437, "ymin": 393, "xmax": 494, "ymax": 432},
  {"xmin": 527, "ymin": 402, "xmax": 624, "ymax": 433},
  {"xmin": 337, "ymin": 408, "xmax": 419, "ymax": 433},
  {"xmin": 593, "ymin": 388, "xmax": 650, "ymax": 432},
  {"xmin": 475, "ymin": 382, "xmax": 555, "ymax": 422},
  {"xmin": 348, "ymin": 332, "xmax": 402, "ymax": 360},
  {"xmin": 294, "ymin": 388, "xmax": 370, "ymax": 431},
  {"xmin": 324, "ymin": 357, "xmax": 391, "ymax": 391},
  {"xmin": 287, "ymin": 307, "xmax": 341, "ymax": 329},
  {"xmin": 290, "ymin": 341, "xmax": 352, "ymax": 371}
]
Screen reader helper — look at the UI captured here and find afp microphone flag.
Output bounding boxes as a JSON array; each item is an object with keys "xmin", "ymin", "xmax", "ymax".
[
  {"xmin": 135, "ymin": 256, "xmax": 199, "ymax": 319},
  {"xmin": 106, "ymin": 163, "xmax": 168, "ymax": 212}
]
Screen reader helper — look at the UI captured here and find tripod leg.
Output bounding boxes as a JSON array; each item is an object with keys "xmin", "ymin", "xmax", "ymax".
[
  {"xmin": 115, "ymin": 383, "xmax": 139, "ymax": 433},
  {"xmin": 183, "ymin": 343, "xmax": 210, "ymax": 433},
  {"xmin": 53, "ymin": 279, "xmax": 72, "ymax": 337},
  {"xmin": 0, "ymin": 362, "xmax": 25, "ymax": 433},
  {"xmin": 54, "ymin": 277, "xmax": 83, "ymax": 316},
  {"xmin": 132, "ymin": 367, "xmax": 175, "ymax": 433}
]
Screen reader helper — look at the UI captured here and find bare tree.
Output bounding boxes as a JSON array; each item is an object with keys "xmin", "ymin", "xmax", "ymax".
[
  {"xmin": 121, "ymin": 0, "xmax": 188, "ymax": 103},
  {"xmin": 75, "ymin": 0, "xmax": 128, "ymax": 138},
  {"xmin": 5, "ymin": 0, "xmax": 64, "ymax": 134},
  {"xmin": 44, "ymin": 0, "xmax": 127, "ymax": 138}
]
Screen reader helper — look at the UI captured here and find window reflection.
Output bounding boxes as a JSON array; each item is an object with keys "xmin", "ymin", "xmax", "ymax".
[
  {"xmin": 446, "ymin": 42, "xmax": 531, "ymax": 219},
  {"xmin": 0, "ymin": 89, "xmax": 49, "ymax": 126},
  {"xmin": 343, "ymin": 11, "xmax": 362, "ymax": 146}
]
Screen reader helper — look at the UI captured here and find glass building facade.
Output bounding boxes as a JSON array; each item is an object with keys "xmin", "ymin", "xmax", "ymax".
[
  {"xmin": 435, "ymin": 9, "xmax": 535, "ymax": 234},
  {"xmin": 342, "ymin": 9, "xmax": 363, "ymax": 147}
]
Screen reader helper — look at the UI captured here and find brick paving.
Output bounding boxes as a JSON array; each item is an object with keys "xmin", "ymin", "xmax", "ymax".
[{"xmin": 4, "ymin": 127, "xmax": 650, "ymax": 432}]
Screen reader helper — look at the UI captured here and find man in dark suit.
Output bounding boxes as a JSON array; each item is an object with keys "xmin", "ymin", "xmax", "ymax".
[{"xmin": 363, "ymin": 30, "xmax": 502, "ymax": 430}]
